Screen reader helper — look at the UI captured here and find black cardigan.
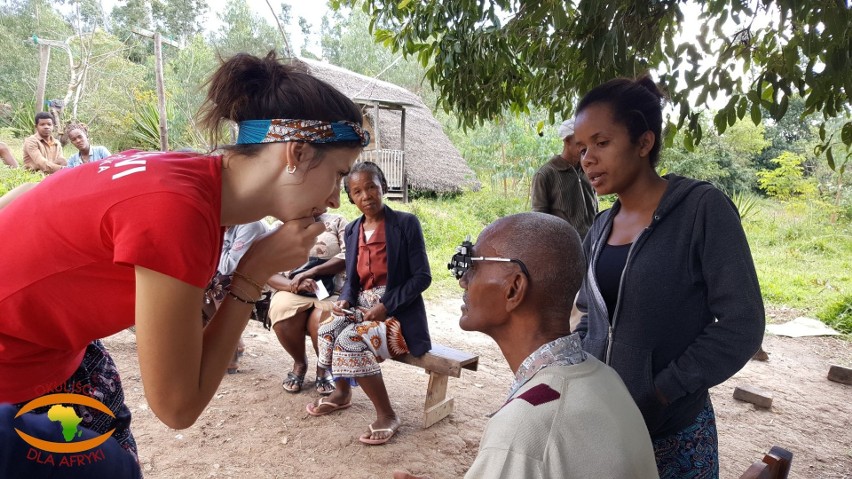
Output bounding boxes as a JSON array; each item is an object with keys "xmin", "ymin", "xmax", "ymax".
[
  {"xmin": 576, "ymin": 175, "xmax": 765, "ymax": 438},
  {"xmin": 340, "ymin": 205, "xmax": 432, "ymax": 357}
]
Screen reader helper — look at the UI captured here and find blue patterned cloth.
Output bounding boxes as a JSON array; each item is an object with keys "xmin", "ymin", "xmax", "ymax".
[
  {"xmin": 236, "ymin": 119, "xmax": 370, "ymax": 147},
  {"xmin": 653, "ymin": 396, "xmax": 719, "ymax": 479}
]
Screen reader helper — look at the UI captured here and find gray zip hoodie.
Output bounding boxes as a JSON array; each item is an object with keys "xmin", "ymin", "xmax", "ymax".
[{"xmin": 576, "ymin": 174, "xmax": 764, "ymax": 438}]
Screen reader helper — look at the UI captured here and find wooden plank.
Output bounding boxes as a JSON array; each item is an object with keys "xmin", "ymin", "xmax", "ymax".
[
  {"xmin": 827, "ymin": 364, "xmax": 852, "ymax": 385},
  {"xmin": 424, "ymin": 372, "xmax": 448, "ymax": 410},
  {"xmin": 393, "ymin": 345, "xmax": 479, "ymax": 377},
  {"xmin": 428, "ymin": 344, "xmax": 479, "ymax": 371},
  {"xmin": 394, "ymin": 352, "xmax": 462, "ymax": 377},
  {"xmin": 423, "ymin": 397, "xmax": 454, "ymax": 428}
]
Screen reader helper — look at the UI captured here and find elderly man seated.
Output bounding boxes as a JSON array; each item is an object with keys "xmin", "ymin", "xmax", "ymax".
[{"xmin": 396, "ymin": 212, "xmax": 658, "ymax": 479}]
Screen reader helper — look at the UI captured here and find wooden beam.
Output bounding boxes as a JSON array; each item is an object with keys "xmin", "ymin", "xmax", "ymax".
[
  {"xmin": 35, "ymin": 45, "xmax": 50, "ymax": 114},
  {"xmin": 423, "ymin": 372, "xmax": 452, "ymax": 428},
  {"xmin": 153, "ymin": 32, "xmax": 168, "ymax": 151}
]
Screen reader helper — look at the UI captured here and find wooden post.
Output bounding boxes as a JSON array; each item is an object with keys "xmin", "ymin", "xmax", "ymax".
[
  {"xmin": 153, "ymin": 32, "xmax": 168, "ymax": 151},
  {"xmin": 35, "ymin": 44, "xmax": 50, "ymax": 114},
  {"xmin": 400, "ymin": 106, "xmax": 407, "ymax": 202},
  {"xmin": 132, "ymin": 28, "xmax": 180, "ymax": 151}
]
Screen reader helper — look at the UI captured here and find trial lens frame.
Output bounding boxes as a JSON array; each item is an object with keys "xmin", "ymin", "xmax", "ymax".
[{"xmin": 447, "ymin": 235, "xmax": 530, "ymax": 280}]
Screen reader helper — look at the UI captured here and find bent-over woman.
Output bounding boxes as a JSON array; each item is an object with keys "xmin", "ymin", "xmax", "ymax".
[
  {"xmin": 306, "ymin": 161, "xmax": 431, "ymax": 446},
  {"xmin": 0, "ymin": 50, "xmax": 369, "ymax": 474}
]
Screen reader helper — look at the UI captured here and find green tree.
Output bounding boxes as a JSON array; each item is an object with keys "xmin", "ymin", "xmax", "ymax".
[
  {"xmin": 210, "ymin": 0, "xmax": 284, "ymax": 58},
  {"xmin": 661, "ymin": 114, "xmax": 770, "ymax": 192},
  {"xmin": 338, "ymin": 0, "xmax": 851, "ymax": 152},
  {"xmin": 108, "ymin": 0, "xmax": 152, "ymax": 62},
  {"xmin": 320, "ymin": 7, "xmax": 425, "ymax": 94},
  {"xmin": 151, "ymin": 0, "xmax": 208, "ymax": 42},
  {"xmin": 0, "ymin": 0, "xmax": 74, "ymax": 115},
  {"xmin": 757, "ymin": 152, "xmax": 817, "ymax": 199},
  {"xmin": 164, "ymin": 34, "xmax": 217, "ymax": 149}
]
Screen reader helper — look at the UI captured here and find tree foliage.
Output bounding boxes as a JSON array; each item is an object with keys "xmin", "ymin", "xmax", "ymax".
[
  {"xmin": 210, "ymin": 0, "xmax": 285, "ymax": 58},
  {"xmin": 338, "ymin": 0, "xmax": 851, "ymax": 152},
  {"xmin": 757, "ymin": 151, "xmax": 817, "ymax": 199}
]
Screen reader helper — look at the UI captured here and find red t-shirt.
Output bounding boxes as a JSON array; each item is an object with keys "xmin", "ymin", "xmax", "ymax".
[{"xmin": 0, "ymin": 151, "xmax": 223, "ymax": 403}]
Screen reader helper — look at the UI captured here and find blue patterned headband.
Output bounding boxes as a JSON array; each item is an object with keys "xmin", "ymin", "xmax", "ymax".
[{"xmin": 236, "ymin": 119, "xmax": 370, "ymax": 147}]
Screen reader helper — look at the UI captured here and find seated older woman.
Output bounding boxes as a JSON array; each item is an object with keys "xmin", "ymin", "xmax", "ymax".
[
  {"xmin": 267, "ymin": 213, "xmax": 348, "ymax": 395},
  {"xmin": 306, "ymin": 161, "xmax": 432, "ymax": 446}
]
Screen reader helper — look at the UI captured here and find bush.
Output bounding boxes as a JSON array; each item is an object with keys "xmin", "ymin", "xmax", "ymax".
[
  {"xmin": 818, "ymin": 295, "xmax": 852, "ymax": 335},
  {"xmin": 757, "ymin": 152, "xmax": 817, "ymax": 199}
]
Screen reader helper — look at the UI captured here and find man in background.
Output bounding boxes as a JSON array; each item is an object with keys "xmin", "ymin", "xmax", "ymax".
[
  {"xmin": 530, "ymin": 119, "xmax": 597, "ymax": 239},
  {"xmin": 22, "ymin": 112, "xmax": 65, "ymax": 174}
]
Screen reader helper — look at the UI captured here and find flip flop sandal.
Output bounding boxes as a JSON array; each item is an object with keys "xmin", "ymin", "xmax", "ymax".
[
  {"xmin": 315, "ymin": 376, "xmax": 335, "ymax": 396},
  {"xmin": 227, "ymin": 349, "xmax": 241, "ymax": 374},
  {"xmin": 358, "ymin": 424, "xmax": 397, "ymax": 445},
  {"xmin": 305, "ymin": 398, "xmax": 352, "ymax": 417},
  {"xmin": 282, "ymin": 371, "xmax": 306, "ymax": 393}
]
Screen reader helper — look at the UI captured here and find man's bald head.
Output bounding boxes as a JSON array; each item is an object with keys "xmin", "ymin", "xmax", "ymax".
[{"xmin": 478, "ymin": 213, "xmax": 585, "ymax": 319}]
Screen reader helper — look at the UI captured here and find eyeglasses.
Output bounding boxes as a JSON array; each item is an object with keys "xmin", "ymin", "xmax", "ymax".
[{"xmin": 447, "ymin": 236, "xmax": 530, "ymax": 280}]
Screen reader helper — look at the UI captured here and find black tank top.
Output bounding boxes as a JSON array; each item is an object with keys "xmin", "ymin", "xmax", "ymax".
[{"xmin": 595, "ymin": 242, "xmax": 632, "ymax": 321}]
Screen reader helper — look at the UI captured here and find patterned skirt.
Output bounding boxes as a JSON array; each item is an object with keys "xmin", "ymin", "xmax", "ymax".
[
  {"xmin": 653, "ymin": 396, "xmax": 719, "ymax": 479},
  {"xmin": 317, "ymin": 286, "xmax": 409, "ymax": 378}
]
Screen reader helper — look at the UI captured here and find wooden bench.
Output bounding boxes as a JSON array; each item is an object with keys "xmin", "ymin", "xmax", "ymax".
[
  {"xmin": 739, "ymin": 445, "xmax": 793, "ymax": 479},
  {"xmin": 393, "ymin": 344, "xmax": 479, "ymax": 428}
]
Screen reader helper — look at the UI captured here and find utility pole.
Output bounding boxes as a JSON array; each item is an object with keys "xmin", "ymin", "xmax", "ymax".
[
  {"xmin": 132, "ymin": 28, "xmax": 181, "ymax": 151},
  {"xmin": 31, "ymin": 35, "xmax": 73, "ymax": 116}
]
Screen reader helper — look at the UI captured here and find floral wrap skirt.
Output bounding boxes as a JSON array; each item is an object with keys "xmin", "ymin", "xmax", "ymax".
[{"xmin": 317, "ymin": 286, "xmax": 409, "ymax": 378}]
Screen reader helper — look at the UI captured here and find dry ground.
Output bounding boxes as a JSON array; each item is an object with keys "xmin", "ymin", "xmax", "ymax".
[{"xmin": 104, "ymin": 298, "xmax": 852, "ymax": 478}]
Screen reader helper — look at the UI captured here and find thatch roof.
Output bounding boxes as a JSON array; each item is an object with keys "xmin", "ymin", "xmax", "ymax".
[{"xmin": 296, "ymin": 57, "xmax": 478, "ymax": 194}]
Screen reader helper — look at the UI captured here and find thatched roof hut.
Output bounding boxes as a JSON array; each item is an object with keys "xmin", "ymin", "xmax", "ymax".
[{"xmin": 296, "ymin": 57, "xmax": 478, "ymax": 195}]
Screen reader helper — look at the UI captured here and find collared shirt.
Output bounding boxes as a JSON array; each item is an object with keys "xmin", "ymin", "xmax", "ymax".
[
  {"xmin": 506, "ymin": 333, "xmax": 587, "ymax": 401},
  {"xmin": 530, "ymin": 155, "xmax": 598, "ymax": 239},
  {"xmin": 66, "ymin": 145, "xmax": 111, "ymax": 168},
  {"xmin": 357, "ymin": 219, "xmax": 388, "ymax": 290},
  {"xmin": 22, "ymin": 134, "xmax": 65, "ymax": 173}
]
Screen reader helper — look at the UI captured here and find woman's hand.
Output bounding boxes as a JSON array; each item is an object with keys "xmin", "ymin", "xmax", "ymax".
[
  {"xmin": 295, "ymin": 277, "xmax": 318, "ymax": 294},
  {"xmin": 361, "ymin": 302, "xmax": 387, "ymax": 323},
  {"xmin": 237, "ymin": 217, "xmax": 325, "ymax": 282},
  {"xmin": 290, "ymin": 271, "xmax": 312, "ymax": 288},
  {"xmin": 332, "ymin": 300, "xmax": 350, "ymax": 315}
]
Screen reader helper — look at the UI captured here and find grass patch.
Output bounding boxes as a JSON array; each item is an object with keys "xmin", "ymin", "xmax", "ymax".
[{"xmin": 744, "ymin": 199, "xmax": 852, "ymax": 329}]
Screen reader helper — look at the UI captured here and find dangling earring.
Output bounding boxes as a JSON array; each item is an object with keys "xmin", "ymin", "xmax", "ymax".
[{"xmin": 286, "ymin": 164, "xmax": 297, "ymax": 174}]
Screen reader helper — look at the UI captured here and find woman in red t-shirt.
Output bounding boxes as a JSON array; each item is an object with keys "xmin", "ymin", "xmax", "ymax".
[{"xmin": 0, "ymin": 51, "xmax": 369, "ymax": 470}]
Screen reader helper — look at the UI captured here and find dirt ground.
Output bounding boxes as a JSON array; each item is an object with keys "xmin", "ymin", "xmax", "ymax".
[{"xmin": 104, "ymin": 298, "xmax": 852, "ymax": 479}]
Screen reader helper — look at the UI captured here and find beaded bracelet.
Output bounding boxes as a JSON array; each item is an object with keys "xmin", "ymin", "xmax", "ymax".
[
  {"xmin": 226, "ymin": 289, "xmax": 257, "ymax": 305},
  {"xmin": 232, "ymin": 271, "xmax": 263, "ymax": 294}
]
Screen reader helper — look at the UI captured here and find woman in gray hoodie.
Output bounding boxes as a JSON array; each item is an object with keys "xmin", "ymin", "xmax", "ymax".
[{"xmin": 574, "ymin": 77, "xmax": 764, "ymax": 479}]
